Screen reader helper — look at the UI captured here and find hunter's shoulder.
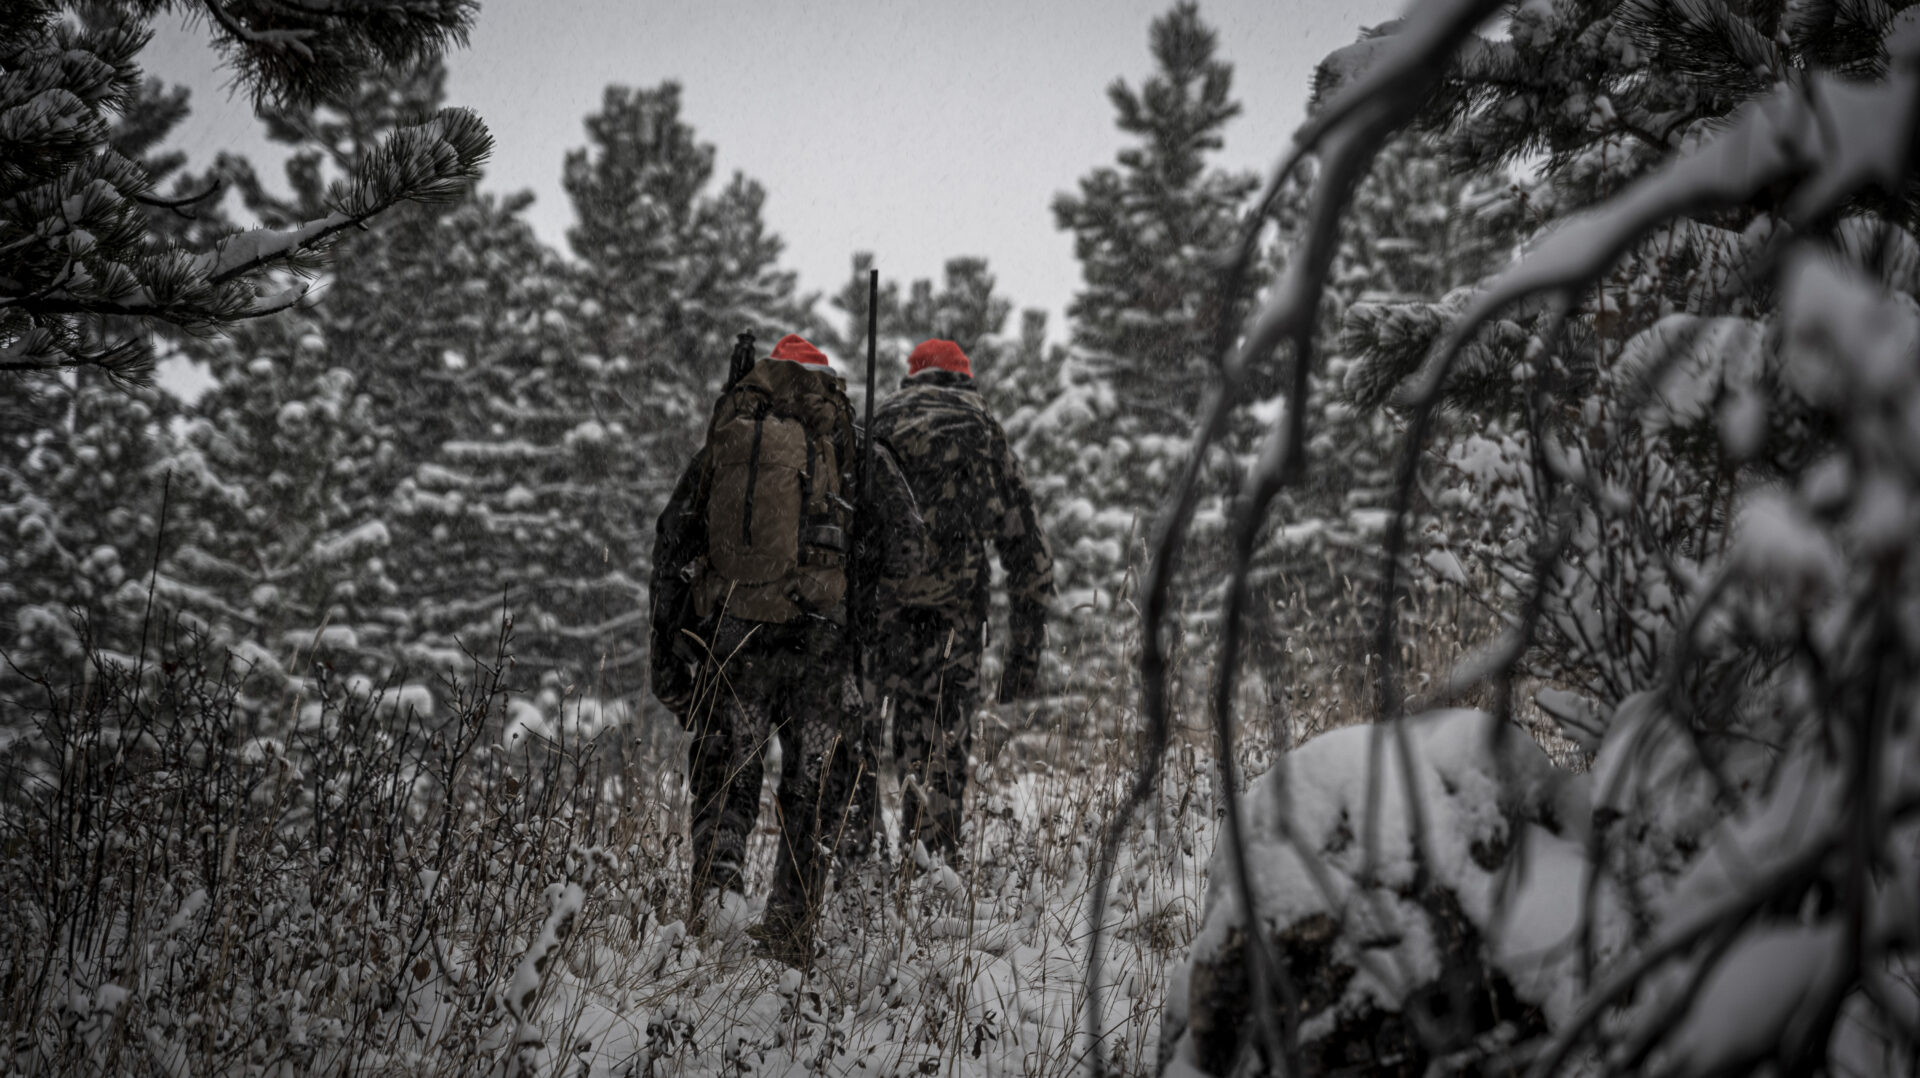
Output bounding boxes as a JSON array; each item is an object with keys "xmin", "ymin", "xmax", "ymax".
[
  {"xmin": 880, "ymin": 375, "xmax": 994, "ymax": 423},
  {"xmin": 898, "ymin": 369, "xmax": 982, "ymax": 397},
  {"xmin": 739, "ymin": 357, "xmax": 848, "ymax": 397}
]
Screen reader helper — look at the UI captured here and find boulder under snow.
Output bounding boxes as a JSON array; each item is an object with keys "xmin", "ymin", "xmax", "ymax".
[{"xmin": 1158, "ymin": 709, "xmax": 1593, "ymax": 1076}]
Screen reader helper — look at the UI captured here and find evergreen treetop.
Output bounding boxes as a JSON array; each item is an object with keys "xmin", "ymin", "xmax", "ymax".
[
  {"xmin": 1053, "ymin": 1, "xmax": 1259, "ymax": 431},
  {"xmin": 562, "ymin": 81, "xmax": 802, "ymax": 432},
  {"xmin": 0, "ymin": 0, "xmax": 490, "ymax": 381}
]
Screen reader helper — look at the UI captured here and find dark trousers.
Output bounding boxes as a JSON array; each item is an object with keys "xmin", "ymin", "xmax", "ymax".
[
  {"xmin": 877, "ymin": 608, "xmax": 982, "ymax": 858},
  {"xmin": 684, "ymin": 617, "xmax": 864, "ymax": 934}
]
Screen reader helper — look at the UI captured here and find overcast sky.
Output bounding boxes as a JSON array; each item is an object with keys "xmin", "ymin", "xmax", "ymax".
[{"xmin": 146, "ymin": 0, "xmax": 1404, "ymax": 355}]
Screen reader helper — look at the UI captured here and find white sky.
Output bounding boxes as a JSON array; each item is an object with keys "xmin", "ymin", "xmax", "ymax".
[{"xmin": 145, "ymin": 0, "xmax": 1404, "ymax": 352}]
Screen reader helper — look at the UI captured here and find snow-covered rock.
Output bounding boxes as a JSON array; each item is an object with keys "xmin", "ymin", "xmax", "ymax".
[{"xmin": 1160, "ymin": 709, "xmax": 1586, "ymax": 1076}]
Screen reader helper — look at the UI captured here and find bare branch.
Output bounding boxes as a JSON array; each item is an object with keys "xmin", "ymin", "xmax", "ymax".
[
  {"xmin": 1527, "ymin": 790, "xmax": 1920, "ymax": 1078},
  {"xmin": 1092, "ymin": 1, "xmax": 1512, "ymax": 1071}
]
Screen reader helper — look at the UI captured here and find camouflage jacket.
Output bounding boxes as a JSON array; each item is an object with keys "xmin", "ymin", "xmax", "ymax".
[
  {"xmin": 871, "ymin": 369, "xmax": 1054, "ymax": 688},
  {"xmin": 649, "ymin": 433, "xmax": 926, "ymax": 704}
]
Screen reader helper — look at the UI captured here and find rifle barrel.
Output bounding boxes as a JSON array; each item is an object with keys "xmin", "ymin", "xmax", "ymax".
[
  {"xmin": 861, "ymin": 269, "xmax": 878, "ymax": 507},
  {"xmin": 727, "ymin": 331, "xmax": 755, "ymax": 391}
]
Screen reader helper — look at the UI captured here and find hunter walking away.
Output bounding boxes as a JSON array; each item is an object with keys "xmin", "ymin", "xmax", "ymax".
[{"xmin": 5, "ymin": 1, "xmax": 1919, "ymax": 1075}]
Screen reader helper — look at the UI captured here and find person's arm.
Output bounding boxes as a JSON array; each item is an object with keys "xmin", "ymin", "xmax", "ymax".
[
  {"xmin": 988, "ymin": 422, "xmax": 1054, "ymax": 703},
  {"xmin": 649, "ymin": 450, "xmax": 707, "ymax": 715},
  {"xmin": 867, "ymin": 439, "xmax": 926, "ymax": 583}
]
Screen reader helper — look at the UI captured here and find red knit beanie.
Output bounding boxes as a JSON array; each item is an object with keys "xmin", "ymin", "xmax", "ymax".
[
  {"xmin": 908, "ymin": 339, "xmax": 972, "ymax": 378},
  {"xmin": 769, "ymin": 333, "xmax": 830, "ymax": 366}
]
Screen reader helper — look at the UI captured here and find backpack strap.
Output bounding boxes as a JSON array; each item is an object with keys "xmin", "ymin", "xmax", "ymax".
[
  {"xmin": 799, "ymin": 429, "xmax": 816, "ymax": 561},
  {"xmin": 741, "ymin": 415, "xmax": 764, "ymax": 546}
]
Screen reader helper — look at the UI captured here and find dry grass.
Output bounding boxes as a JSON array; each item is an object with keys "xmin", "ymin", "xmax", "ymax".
[
  {"xmin": 0, "ymin": 614, "xmax": 1214, "ymax": 1077},
  {"xmin": 0, "ymin": 558, "xmax": 1581, "ymax": 1077}
]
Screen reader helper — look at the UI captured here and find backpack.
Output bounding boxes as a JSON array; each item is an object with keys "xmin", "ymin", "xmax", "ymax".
[{"xmin": 694, "ymin": 357, "xmax": 857, "ymax": 624}]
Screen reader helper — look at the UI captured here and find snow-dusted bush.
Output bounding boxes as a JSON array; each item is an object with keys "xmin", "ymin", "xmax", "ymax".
[
  {"xmin": 1162, "ymin": 710, "xmax": 1581, "ymax": 1074},
  {"xmin": 0, "ymin": 607, "xmax": 1247, "ymax": 1077},
  {"xmin": 1135, "ymin": 0, "xmax": 1920, "ymax": 1074},
  {"xmin": 0, "ymin": 618, "xmax": 669, "ymax": 1076}
]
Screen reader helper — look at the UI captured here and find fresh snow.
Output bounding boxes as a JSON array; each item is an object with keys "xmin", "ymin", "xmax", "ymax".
[
  {"xmin": 461, "ymin": 749, "xmax": 1221, "ymax": 1077},
  {"xmin": 1163, "ymin": 709, "xmax": 1586, "ymax": 1072}
]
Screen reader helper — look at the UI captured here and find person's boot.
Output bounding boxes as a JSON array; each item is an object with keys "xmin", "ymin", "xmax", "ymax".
[
  {"xmin": 746, "ymin": 905, "xmax": 813, "ymax": 969},
  {"xmin": 689, "ymin": 887, "xmax": 750, "ymax": 940},
  {"xmin": 686, "ymin": 884, "xmax": 712, "ymax": 937}
]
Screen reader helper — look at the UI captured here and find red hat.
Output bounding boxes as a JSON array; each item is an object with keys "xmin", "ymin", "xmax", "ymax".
[
  {"xmin": 908, "ymin": 339, "xmax": 972, "ymax": 378},
  {"xmin": 769, "ymin": 333, "xmax": 830, "ymax": 366}
]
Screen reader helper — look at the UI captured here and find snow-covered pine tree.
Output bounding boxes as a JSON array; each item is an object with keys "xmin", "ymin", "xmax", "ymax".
[
  {"xmin": 165, "ymin": 328, "xmax": 403, "ymax": 683},
  {"xmin": 992, "ymin": 308, "xmax": 1070, "ymax": 430},
  {"xmin": 1335, "ymin": 0, "xmax": 1919, "ymax": 747},
  {"xmin": 816, "ymin": 253, "xmax": 1023, "ymax": 413},
  {"xmin": 162, "ymin": 60, "xmax": 473, "ymax": 688},
  {"xmin": 398, "ymin": 201, "xmax": 664, "ymax": 706},
  {"xmin": 0, "ymin": 23, "xmax": 234, "ymax": 688},
  {"xmin": 234, "ymin": 58, "xmax": 482, "ymax": 474},
  {"xmin": 897, "ymin": 258, "xmax": 1015, "ymax": 377},
  {"xmin": 1029, "ymin": 2, "xmax": 1262, "ymax": 711},
  {"xmin": 563, "ymin": 82, "xmax": 804, "ymax": 465},
  {"xmin": 0, "ymin": 0, "xmax": 489, "ymax": 379},
  {"xmin": 815, "ymin": 253, "xmax": 1004, "ymax": 424},
  {"xmin": 1052, "ymin": 0, "xmax": 1259, "ymax": 433},
  {"xmin": 0, "ymin": 376, "xmax": 176, "ymax": 686},
  {"xmin": 816, "ymin": 252, "xmax": 907, "ymax": 410},
  {"xmin": 1243, "ymin": 127, "xmax": 1524, "ymax": 704}
]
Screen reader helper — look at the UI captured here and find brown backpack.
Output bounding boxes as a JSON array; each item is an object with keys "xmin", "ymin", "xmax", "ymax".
[{"xmin": 694, "ymin": 358, "xmax": 857, "ymax": 624}]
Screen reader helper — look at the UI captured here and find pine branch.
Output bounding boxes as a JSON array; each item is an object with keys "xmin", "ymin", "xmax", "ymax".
[
  {"xmin": 130, "ymin": 177, "xmax": 224, "ymax": 215},
  {"xmin": 5, "ymin": 107, "xmax": 488, "ymax": 348},
  {"xmin": 1620, "ymin": 0, "xmax": 1786, "ymax": 97},
  {"xmin": 199, "ymin": 0, "xmax": 305, "ymax": 53},
  {"xmin": 0, "ymin": 329, "xmax": 149, "ymax": 380},
  {"xmin": 194, "ymin": 0, "xmax": 479, "ymax": 107}
]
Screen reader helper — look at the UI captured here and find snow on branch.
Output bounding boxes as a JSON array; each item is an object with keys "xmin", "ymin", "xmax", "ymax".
[
  {"xmin": 1088, "ymin": 2, "xmax": 1512, "ymax": 1074},
  {"xmin": 1430, "ymin": 10, "xmax": 1920, "ymax": 397},
  {"xmin": 1145, "ymin": 0, "xmax": 1920, "ymax": 1075},
  {"xmin": 198, "ymin": 211, "xmax": 352, "ymax": 284},
  {"xmin": 203, "ymin": 107, "xmax": 493, "ymax": 289}
]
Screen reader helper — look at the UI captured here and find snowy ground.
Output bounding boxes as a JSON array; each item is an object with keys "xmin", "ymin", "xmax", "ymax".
[{"xmin": 504, "ymin": 728, "xmax": 1223, "ymax": 1078}]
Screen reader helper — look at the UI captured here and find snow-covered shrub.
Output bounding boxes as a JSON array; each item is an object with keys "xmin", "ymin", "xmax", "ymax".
[
  {"xmin": 1135, "ymin": 0, "xmax": 1920, "ymax": 1075},
  {"xmin": 0, "ymin": 617, "xmax": 668, "ymax": 1077},
  {"xmin": 1161, "ymin": 710, "xmax": 1582, "ymax": 1075},
  {"xmin": 0, "ymin": 604, "xmax": 1260, "ymax": 1077}
]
